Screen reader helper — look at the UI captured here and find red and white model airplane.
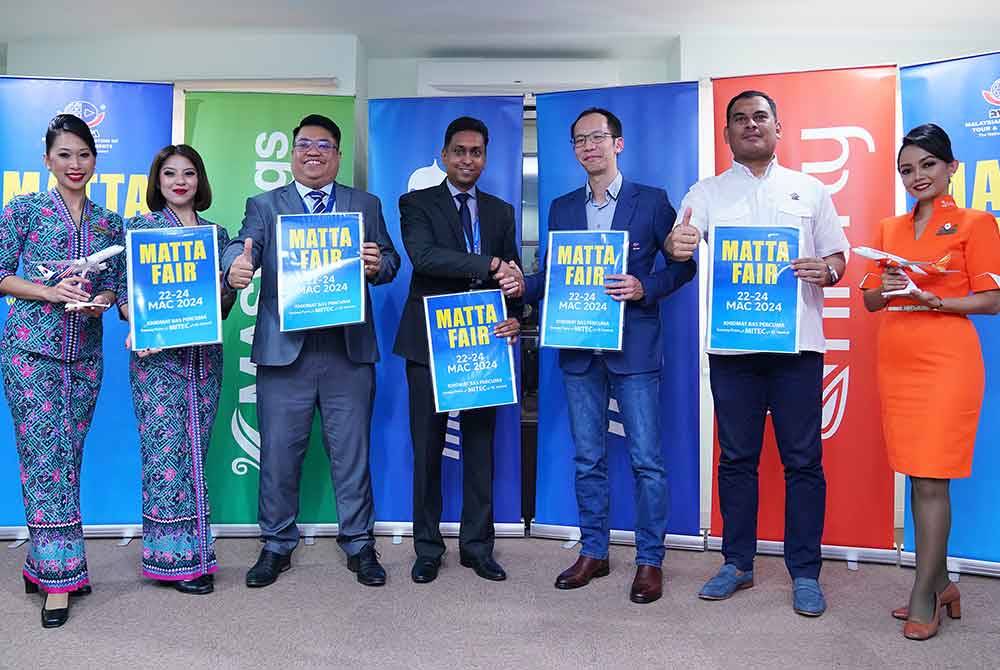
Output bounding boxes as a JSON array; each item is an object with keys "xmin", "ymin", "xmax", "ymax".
[{"xmin": 852, "ymin": 246, "xmax": 955, "ymax": 297}]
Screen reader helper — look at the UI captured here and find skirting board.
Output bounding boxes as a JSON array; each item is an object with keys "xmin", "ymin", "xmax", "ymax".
[
  {"xmin": 530, "ymin": 523, "xmax": 706, "ymax": 552},
  {"xmin": 899, "ymin": 551, "xmax": 1000, "ymax": 578},
  {"xmin": 707, "ymin": 536, "xmax": 900, "ymax": 566},
  {"xmin": 0, "ymin": 522, "xmax": 527, "ymax": 541}
]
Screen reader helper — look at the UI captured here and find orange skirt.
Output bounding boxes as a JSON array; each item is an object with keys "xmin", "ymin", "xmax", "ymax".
[{"xmin": 876, "ymin": 311, "xmax": 984, "ymax": 478}]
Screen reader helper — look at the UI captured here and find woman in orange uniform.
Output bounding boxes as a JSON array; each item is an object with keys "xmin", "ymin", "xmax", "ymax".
[{"xmin": 862, "ymin": 124, "xmax": 1000, "ymax": 641}]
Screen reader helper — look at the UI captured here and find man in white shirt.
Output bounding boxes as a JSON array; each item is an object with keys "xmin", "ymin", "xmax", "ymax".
[{"xmin": 665, "ymin": 91, "xmax": 848, "ymax": 616}]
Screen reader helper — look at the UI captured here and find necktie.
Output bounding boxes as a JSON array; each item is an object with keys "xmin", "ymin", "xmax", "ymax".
[
  {"xmin": 455, "ymin": 192, "xmax": 475, "ymax": 252},
  {"xmin": 307, "ymin": 190, "xmax": 326, "ymax": 213}
]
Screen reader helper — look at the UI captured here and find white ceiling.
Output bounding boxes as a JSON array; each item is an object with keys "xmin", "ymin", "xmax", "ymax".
[{"xmin": 1, "ymin": 0, "xmax": 998, "ymax": 59}]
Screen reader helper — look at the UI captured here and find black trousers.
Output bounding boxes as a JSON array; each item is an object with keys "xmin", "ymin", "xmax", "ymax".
[
  {"xmin": 406, "ymin": 361, "xmax": 496, "ymax": 560},
  {"xmin": 709, "ymin": 352, "xmax": 826, "ymax": 579}
]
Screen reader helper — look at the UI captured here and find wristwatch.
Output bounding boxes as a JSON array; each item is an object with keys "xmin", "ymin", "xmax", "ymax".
[{"xmin": 825, "ymin": 263, "xmax": 839, "ymax": 286}]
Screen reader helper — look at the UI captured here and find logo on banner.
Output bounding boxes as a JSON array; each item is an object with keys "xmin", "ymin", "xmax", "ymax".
[
  {"xmin": 61, "ymin": 100, "xmax": 119, "ymax": 154},
  {"xmin": 982, "ymin": 79, "xmax": 1000, "ymax": 106},
  {"xmin": 408, "ymin": 160, "xmax": 447, "ymax": 192},
  {"xmin": 62, "ymin": 100, "xmax": 107, "ymax": 128},
  {"xmin": 800, "ymin": 126, "xmax": 877, "ymax": 440}
]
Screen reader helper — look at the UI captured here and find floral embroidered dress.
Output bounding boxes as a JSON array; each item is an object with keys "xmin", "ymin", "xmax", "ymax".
[
  {"xmin": 0, "ymin": 189, "xmax": 125, "ymax": 593},
  {"xmin": 124, "ymin": 209, "xmax": 233, "ymax": 581}
]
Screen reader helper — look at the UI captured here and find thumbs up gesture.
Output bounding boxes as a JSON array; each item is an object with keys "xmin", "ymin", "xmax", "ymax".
[
  {"xmin": 664, "ymin": 208, "xmax": 700, "ymax": 262},
  {"xmin": 228, "ymin": 238, "xmax": 256, "ymax": 290}
]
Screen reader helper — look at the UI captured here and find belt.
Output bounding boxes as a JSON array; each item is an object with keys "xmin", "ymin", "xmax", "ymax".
[{"xmin": 886, "ymin": 305, "xmax": 932, "ymax": 312}]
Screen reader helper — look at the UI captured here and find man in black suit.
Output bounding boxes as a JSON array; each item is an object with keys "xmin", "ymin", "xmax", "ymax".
[{"xmin": 393, "ymin": 116, "xmax": 523, "ymax": 584}]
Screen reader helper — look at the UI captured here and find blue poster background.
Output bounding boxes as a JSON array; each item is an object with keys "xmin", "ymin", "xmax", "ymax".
[
  {"xmin": 128, "ymin": 226, "xmax": 221, "ymax": 350},
  {"xmin": 534, "ymin": 83, "xmax": 701, "ymax": 537},
  {"xmin": 708, "ymin": 225, "xmax": 800, "ymax": 353},
  {"xmin": 276, "ymin": 212, "xmax": 364, "ymax": 332},
  {"xmin": 901, "ymin": 53, "xmax": 1000, "ymax": 563},
  {"xmin": 425, "ymin": 290, "xmax": 517, "ymax": 412},
  {"xmin": 0, "ymin": 77, "xmax": 173, "ymax": 527},
  {"xmin": 541, "ymin": 230, "xmax": 627, "ymax": 350},
  {"xmin": 367, "ymin": 96, "xmax": 523, "ymax": 525}
]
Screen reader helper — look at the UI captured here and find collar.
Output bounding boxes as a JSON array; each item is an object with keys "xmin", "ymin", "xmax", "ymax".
[
  {"xmin": 910, "ymin": 194, "xmax": 957, "ymax": 219},
  {"xmin": 294, "ymin": 181, "xmax": 334, "ymax": 201},
  {"xmin": 732, "ymin": 156, "xmax": 777, "ymax": 180},
  {"xmin": 586, "ymin": 171, "xmax": 623, "ymax": 203},
  {"xmin": 446, "ymin": 179, "xmax": 477, "ymax": 201}
]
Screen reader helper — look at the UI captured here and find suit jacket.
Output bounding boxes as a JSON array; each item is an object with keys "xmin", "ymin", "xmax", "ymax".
[
  {"xmin": 220, "ymin": 182, "xmax": 399, "ymax": 367},
  {"xmin": 524, "ymin": 179, "xmax": 695, "ymax": 375},
  {"xmin": 393, "ymin": 180, "xmax": 522, "ymax": 365}
]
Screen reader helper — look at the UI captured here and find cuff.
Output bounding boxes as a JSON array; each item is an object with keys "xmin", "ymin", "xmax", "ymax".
[{"xmin": 971, "ymin": 272, "xmax": 1000, "ymax": 292}]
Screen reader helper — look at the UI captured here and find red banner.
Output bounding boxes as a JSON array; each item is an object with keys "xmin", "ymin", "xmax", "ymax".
[{"xmin": 709, "ymin": 66, "xmax": 896, "ymax": 549}]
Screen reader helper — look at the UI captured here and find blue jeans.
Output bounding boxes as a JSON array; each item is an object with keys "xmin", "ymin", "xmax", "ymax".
[{"xmin": 562, "ymin": 357, "xmax": 668, "ymax": 566}]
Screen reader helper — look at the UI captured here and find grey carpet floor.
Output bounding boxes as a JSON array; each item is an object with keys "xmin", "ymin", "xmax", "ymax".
[{"xmin": 1, "ymin": 537, "xmax": 998, "ymax": 669}]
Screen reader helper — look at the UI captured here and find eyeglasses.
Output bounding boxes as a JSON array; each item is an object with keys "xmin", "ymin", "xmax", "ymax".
[
  {"xmin": 572, "ymin": 131, "xmax": 615, "ymax": 148},
  {"xmin": 293, "ymin": 139, "xmax": 339, "ymax": 153}
]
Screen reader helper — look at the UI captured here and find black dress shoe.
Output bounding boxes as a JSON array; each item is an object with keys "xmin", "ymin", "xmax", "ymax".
[
  {"xmin": 246, "ymin": 549, "xmax": 291, "ymax": 588},
  {"xmin": 347, "ymin": 546, "xmax": 386, "ymax": 587},
  {"xmin": 411, "ymin": 557, "xmax": 441, "ymax": 584},
  {"xmin": 173, "ymin": 574, "xmax": 214, "ymax": 595},
  {"xmin": 41, "ymin": 596, "xmax": 69, "ymax": 629},
  {"xmin": 460, "ymin": 553, "xmax": 506, "ymax": 581}
]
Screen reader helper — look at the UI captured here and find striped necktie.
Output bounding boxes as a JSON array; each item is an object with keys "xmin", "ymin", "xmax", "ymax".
[{"xmin": 307, "ymin": 190, "xmax": 326, "ymax": 213}]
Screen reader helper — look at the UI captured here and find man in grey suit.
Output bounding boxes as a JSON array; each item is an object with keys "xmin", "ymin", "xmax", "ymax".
[{"xmin": 223, "ymin": 114, "xmax": 399, "ymax": 588}]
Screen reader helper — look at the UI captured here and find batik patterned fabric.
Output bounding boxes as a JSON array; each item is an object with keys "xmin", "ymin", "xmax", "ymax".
[
  {"xmin": 0, "ymin": 189, "xmax": 124, "ymax": 593},
  {"xmin": 125, "ymin": 210, "xmax": 230, "ymax": 580}
]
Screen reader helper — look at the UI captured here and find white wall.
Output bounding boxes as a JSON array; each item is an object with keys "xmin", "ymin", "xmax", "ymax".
[
  {"xmin": 5, "ymin": 31, "xmax": 359, "ymax": 93},
  {"xmin": 680, "ymin": 29, "xmax": 1000, "ymax": 80}
]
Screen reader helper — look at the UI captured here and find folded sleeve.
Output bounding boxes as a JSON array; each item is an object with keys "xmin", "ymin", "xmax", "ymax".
[{"xmin": 965, "ymin": 212, "xmax": 1000, "ymax": 293}]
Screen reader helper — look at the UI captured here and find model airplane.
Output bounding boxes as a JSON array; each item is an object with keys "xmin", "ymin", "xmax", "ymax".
[
  {"xmin": 852, "ymin": 246, "xmax": 955, "ymax": 296},
  {"xmin": 37, "ymin": 245, "xmax": 125, "ymax": 282}
]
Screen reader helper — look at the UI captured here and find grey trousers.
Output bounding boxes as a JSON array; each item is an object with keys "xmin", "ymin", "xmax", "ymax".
[{"xmin": 255, "ymin": 330, "xmax": 375, "ymax": 556}]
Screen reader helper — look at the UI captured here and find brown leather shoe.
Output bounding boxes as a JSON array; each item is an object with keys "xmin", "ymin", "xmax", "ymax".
[
  {"xmin": 903, "ymin": 594, "xmax": 942, "ymax": 641},
  {"xmin": 554, "ymin": 556, "xmax": 610, "ymax": 590},
  {"xmin": 629, "ymin": 565, "xmax": 663, "ymax": 604},
  {"xmin": 892, "ymin": 581, "xmax": 961, "ymax": 621}
]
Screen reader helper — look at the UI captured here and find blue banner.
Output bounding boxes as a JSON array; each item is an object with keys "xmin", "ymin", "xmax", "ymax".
[
  {"xmin": 534, "ymin": 83, "xmax": 701, "ymax": 538},
  {"xmin": 901, "ymin": 53, "xmax": 1000, "ymax": 563},
  {"xmin": 425, "ymin": 290, "xmax": 517, "ymax": 413},
  {"xmin": 127, "ymin": 226, "xmax": 222, "ymax": 350},
  {"xmin": 367, "ymin": 96, "xmax": 523, "ymax": 526},
  {"xmin": 708, "ymin": 225, "xmax": 800, "ymax": 353},
  {"xmin": 276, "ymin": 212, "xmax": 365, "ymax": 332},
  {"xmin": 0, "ymin": 77, "xmax": 173, "ymax": 528},
  {"xmin": 541, "ymin": 230, "xmax": 628, "ymax": 350}
]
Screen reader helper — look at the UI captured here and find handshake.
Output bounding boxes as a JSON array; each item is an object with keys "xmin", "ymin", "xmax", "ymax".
[{"xmin": 492, "ymin": 257, "xmax": 524, "ymax": 298}]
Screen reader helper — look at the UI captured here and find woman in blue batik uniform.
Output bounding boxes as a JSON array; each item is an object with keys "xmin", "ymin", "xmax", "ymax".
[
  {"xmin": 0, "ymin": 114, "xmax": 125, "ymax": 628},
  {"xmin": 120, "ymin": 145, "xmax": 234, "ymax": 595}
]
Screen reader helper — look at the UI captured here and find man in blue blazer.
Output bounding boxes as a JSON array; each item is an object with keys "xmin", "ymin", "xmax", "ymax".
[
  {"xmin": 222, "ymin": 114, "xmax": 399, "ymax": 588},
  {"xmin": 517, "ymin": 108, "xmax": 695, "ymax": 604}
]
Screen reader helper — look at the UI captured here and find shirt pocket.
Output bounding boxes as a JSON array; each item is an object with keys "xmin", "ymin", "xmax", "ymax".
[{"xmin": 775, "ymin": 202, "xmax": 815, "ymax": 256}]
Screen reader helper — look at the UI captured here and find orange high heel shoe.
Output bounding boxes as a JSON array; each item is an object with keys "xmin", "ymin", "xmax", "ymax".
[
  {"xmin": 903, "ymin": 594, "xmax": 942, "ymax": 641},
  {"xmin": 891, "ymin": 581, "xmax": 961, "ymax": 620}
]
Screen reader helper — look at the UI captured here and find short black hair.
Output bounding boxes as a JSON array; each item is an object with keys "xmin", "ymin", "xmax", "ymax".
[
  {"xmin": 725, "ymin": 90, "xmax": 778, "ymax": 123},
  {"xmin": 46, "ymin": 113, "xmax": 97, "ymax": 155},
  {"xmin": 443, "ymin": 116, "xmax": 489, "ymax": 150},
  {"xmin": 293, "ymin": 114, "xmax": 342, "ymax": 148},
  {"xmin": 899, "ymin": 123, "xmax": 955, "ymax": 164},
  {"xmin": 570, "ymin": 107, "xmax": 622, "ymax": 140},
  {"xmin": 146, "ymin": 144, "xmax": 213, "ymax": 212}
]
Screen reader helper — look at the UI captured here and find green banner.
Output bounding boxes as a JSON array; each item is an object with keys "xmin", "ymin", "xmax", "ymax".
[{"xmin": 185, "ymin": 91, "xmax": 355, "ymax": 525}]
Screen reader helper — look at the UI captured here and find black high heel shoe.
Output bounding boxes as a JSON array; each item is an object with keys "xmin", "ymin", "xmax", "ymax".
[
  {"xmin": 40, "ymin": 594, "xmax": 69, "ymax": 629},
  {"xmin": 173, "ymin": 574, "xmax": 214, "ymax": 595}
]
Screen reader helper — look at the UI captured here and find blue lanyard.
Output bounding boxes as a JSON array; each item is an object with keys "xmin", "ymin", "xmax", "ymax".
[
  {"xmin": 465, "ymin": 218, "xmax": 481, "ymax": 255},
  {"xmin": 300, "ymin": 189, "xmax": 336, "ymax": 214}
]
